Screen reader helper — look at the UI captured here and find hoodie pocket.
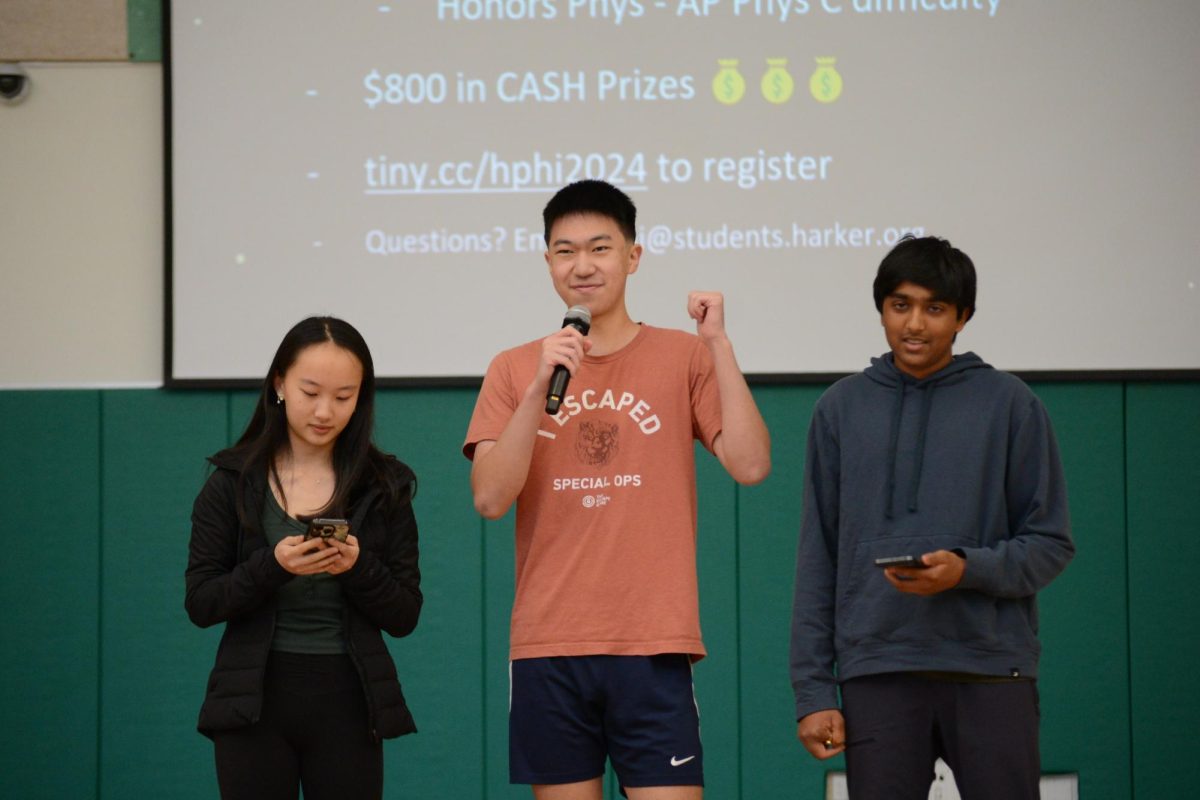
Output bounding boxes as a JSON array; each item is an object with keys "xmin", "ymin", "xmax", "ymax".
[{"xmin": 837, "ymin": 535, "xmax": 979, "ymax": 648}]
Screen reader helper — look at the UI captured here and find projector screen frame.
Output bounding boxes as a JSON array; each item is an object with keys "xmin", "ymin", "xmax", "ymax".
[{"xmin": 161, "ymin": 0, "xmax": 1200, "ymax": 389}]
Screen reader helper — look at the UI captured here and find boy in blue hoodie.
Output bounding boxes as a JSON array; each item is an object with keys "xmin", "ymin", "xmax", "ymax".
[{"xmin": 789, "ymin": 236, "xmax": 1074, "ymax": 799}]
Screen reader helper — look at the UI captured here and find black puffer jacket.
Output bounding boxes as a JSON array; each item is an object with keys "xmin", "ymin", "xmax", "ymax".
[{"xmin": 185, "ymin": 450, "xmax": 421, "ymax": 741}]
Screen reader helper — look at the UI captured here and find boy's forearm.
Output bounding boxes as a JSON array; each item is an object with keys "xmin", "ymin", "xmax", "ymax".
[{"xmin": 708, "ymin": 336, "xmax": 771, "ymax": 484}]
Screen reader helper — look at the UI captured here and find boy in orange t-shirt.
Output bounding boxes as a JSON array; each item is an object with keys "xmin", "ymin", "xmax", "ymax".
[{"xmin": 463, "ymin": 180, "xmax": 771, "ymax": 800}]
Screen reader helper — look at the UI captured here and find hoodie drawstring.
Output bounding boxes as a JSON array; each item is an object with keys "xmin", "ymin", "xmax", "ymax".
[
  {"xmin": 885, "ymin": 382, "xmax": 906, "ymax": 520},
  {"xmin": 885, "ymin": 379, "xmax": 937, "ymax": 517},
  {"xmin": 908, "ymin": 383, "xmax": 936, "ymax": 513}
]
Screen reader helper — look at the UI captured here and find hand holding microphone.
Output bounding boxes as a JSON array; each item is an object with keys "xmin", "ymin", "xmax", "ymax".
[{"xmin": 545, "ymin": 305, "xmax": 591, "ymax": 414}]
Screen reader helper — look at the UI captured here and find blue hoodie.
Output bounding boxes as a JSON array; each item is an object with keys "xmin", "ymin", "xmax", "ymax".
[{"xmin": 790, "ymin": 352, "xmax": 1074, "ymax": 720}]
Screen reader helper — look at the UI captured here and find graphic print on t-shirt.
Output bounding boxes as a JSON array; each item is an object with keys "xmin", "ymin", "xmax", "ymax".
[
  {"xmin": 550, "ymin": 399, "xmax": 642, "ymax": 507},
  {"xmin": 575, "ymin": 420, "xmax": 619, "ymax": 466}
]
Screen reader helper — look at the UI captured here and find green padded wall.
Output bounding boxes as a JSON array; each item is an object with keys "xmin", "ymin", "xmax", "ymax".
[
  {"xmin": 1127, "ymin": 383, "xmax": 1200, "ymax": 798},
  {"xmin": 0, "ymin": 381, "xmax": 1197, "ymax": 798},
  {"xmin": 1033, "ymin": 383, "xmax": 1130, "ymax": 797},
  {"xmin": 693, "ymin": 443, "xmax": 740, "ymax": 800},
  {"xmin": 740, "ymin": 385, "xmax": 827, "ymax": 797},
  {"xmin": 483, "ymin": 511, "xmax": 526, "ymax": 800},
  {"xmin": 99, "ymin": 390, "xmax": 227, "ymax": 798},
  {"xmin": 376, "ymin": 388, "xmax": 487, "ymax": 795},
  {"xmin": 0, "ymin": 392, "xmax": 101, "ymax": 799}
]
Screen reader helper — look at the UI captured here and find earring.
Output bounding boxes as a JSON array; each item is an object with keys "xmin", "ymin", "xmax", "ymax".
[{"xmin": 276, "ymin": 393, "xmax": 284, "ymax": 405}]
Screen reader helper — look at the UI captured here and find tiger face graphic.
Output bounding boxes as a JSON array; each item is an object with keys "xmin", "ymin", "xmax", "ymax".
[{"xmin": 575, "ymin": 420, "xmax": 619, "ymax": 466}]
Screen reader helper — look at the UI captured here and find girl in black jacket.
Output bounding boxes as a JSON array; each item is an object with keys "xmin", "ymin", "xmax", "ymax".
[{"xmin": 185, "ymin": 317, "xmax": 421, "ymax": 800}]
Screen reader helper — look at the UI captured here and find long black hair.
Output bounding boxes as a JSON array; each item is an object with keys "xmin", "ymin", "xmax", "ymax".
[{"xmin": 223, "ymin": 316, "xmax": 408, "ymax": 532}]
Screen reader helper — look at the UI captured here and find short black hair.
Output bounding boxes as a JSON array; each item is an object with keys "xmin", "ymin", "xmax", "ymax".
[
  {"xmin": 873, "ymin": 235, "xmax": 976, "ymax": 321},
  {"xmin": 543, "ymin": 180, "xmax": 637, "ymax": 245}
]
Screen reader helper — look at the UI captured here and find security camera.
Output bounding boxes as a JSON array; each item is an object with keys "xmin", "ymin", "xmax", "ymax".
[{"xmin": 0, "ymin": 64, "xmax": 30, "ymax": 105}]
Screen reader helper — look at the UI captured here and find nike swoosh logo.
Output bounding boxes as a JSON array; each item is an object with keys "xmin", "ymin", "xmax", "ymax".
[{"xmin": 670, "ymin": 755, "xmax": 696, "ymax": 767}]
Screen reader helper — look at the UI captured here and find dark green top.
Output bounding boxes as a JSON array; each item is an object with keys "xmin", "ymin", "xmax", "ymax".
[{"xmin": 262, "ymin": 491, "xmax": 348, "ymax": 654}]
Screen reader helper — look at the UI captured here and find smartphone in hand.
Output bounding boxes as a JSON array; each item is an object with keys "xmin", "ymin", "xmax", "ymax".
[
  {"xmin": 873, "ymin": 555, "xmax": 928, "ymax": 569},
  {"xmin": 304, "ymin": 518, "xmax": 350, "ymax": 543}
]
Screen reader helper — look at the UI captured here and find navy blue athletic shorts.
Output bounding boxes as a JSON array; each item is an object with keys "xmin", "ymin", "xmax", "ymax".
[{"xmin": 509, "ymin": 654, "xmax": 704, "ymax": 789}]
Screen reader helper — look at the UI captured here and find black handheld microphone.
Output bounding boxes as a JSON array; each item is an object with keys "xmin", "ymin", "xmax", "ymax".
[{"xmin": 545, "ymin": 305, "xmax": 591, "ymax": 415}]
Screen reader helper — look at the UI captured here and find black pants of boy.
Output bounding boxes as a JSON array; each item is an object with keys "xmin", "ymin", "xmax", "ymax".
[
  {"xmin": 840, "ymin": 672, "xmax": 1040, "ymax": 800},
  {"xmin": 212, "ymin": 651, "xmax": 383, "ymax": 800}
]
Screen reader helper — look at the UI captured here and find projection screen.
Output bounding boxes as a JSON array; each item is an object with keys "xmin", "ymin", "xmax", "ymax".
[{"xmin": 167, "ymin": 0, "xmax": 1200, "ymax": 384}]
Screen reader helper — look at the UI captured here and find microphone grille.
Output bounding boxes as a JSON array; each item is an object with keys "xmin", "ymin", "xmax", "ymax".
[{"xmin": 565, "ymin": 305, "xmax": 591, "ymax": 324}]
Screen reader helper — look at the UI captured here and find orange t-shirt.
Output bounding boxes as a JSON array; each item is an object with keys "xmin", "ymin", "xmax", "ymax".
[{"xmin": 464, "ymin": 325, "xmax": 723, "ymax": 661}]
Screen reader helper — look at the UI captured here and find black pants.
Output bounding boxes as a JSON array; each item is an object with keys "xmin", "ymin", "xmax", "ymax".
[
  {"xmin": 841, "ymin": 672, "xmax": 1040, "ymax": 800},
  {"xmin": 212, "ymin": 652, "xmax": 382, "ymax": 800}
]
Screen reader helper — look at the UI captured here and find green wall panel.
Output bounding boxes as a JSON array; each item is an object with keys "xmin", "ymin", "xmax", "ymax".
[
  {"xmin": 375, "ymin": 389, "xmax": 486, "ymax": 796},
  {"xmin": 694, "ymin": 445, "xmax": 739, "ymax": 800},
  {"xmin": 483, "ymin": 512, "xmax": 526, "ymax": 800},
  {"xmin": 228, "ymin": 390, "xmax": 260, "ymax": 444},
  {"xmin": 1126, "ymin": 383, "xmax": 1200, "ymax": 799},
  {"xmin": 0, "ymin": 392, "xmax": 101, "ymax": 799},
  {"xmin": 739, "ymin": 385, "xmax": 826, "ymax": 798},
  {"xmin": 99, "ymin": 390, "xmax": 228, "ymax": 799},
  {"xmin": 0, "ymin": 379, "xmax": 1197, "ymax": 797},
  {"xmin": 1032, "ymin": 383, "xmax": 1130, "ymax": 798}
]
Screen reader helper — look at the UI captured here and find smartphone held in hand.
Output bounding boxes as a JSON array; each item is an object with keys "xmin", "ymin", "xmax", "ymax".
[
  {"xmin": 304, "ymin": 518, "xmax": 350, "ymax": 543},
  {"xmin": 873, "ymin": 555, "xmax": 928, "ymax": 569}
]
